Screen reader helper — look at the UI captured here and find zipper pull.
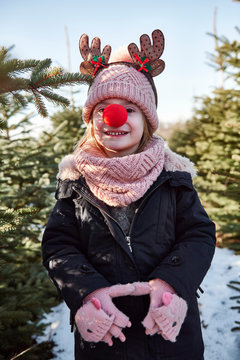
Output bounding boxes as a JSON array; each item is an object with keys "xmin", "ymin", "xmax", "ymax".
[{"xmin": 126, "ymin": 236, "xmax": 132, "ymax": 252}]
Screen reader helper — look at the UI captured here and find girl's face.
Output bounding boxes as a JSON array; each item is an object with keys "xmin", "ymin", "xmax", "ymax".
[{"xmin": 92, "ymin": 98, "xmax": 145, "ymax": 158}]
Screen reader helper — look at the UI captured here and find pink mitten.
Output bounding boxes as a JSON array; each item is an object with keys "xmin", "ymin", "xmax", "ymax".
[
  {"xmin": 131, "ymin": 282, "xmax": 152, "ymax": 296},
  {"xmin": 142, "ymin": 279, "xmax": 175, "ymax": 335},
  {"xmin": 75, "ymin": 298, "xmax": 114, "ymax": 342},
  {"xmin": 152, "ymin": 292, "xmax": 188, "ymax": 342},
  {"xmin": 99, "ymin": 282, "xmax": 151, "ymax": 346},
  {"xmin": 84, "ymin": 284, "xmax": 134, "ymax": 327},
  {"xmin": 84, "ymin": 283, "xmax": 135, "ymax": 342}
]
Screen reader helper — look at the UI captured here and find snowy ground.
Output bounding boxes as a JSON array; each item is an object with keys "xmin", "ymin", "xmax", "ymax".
[{"xmin": 40, "ymin": 247, "xmax": 240, "ymax": 359}]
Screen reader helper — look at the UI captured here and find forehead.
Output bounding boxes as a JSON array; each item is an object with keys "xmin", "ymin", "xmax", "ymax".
[{"xmin": 96, "ymin": 99, "xmax": 135, "ymax": 106}]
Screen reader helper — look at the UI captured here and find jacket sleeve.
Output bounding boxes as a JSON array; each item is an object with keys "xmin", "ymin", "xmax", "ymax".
[
  {"xmin": 148, "ymin": 177, "xmax": 216, "ymax": 303},
  {"xmin": 42, "ymin": 195, "xmax": 111, "ymax": 315}
]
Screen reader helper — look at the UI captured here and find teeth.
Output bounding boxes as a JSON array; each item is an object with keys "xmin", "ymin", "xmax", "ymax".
[{"xmin": 106, "ymin": 132, "xmax": 127, "ymax": 135}]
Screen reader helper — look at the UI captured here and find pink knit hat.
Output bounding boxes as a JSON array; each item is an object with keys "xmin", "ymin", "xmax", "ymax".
[{"xmin": 79, "ymin": 30, "xmax": 165, "ymax": 132}]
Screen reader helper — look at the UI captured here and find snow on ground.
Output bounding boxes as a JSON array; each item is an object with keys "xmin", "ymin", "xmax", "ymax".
[
  {"xmin": 40, "ymin": 247, "xmax": 240, "ymax": 359},
  {"xmin": 200, "ymin": 247, "xmax": 240, "ymax": 359}
]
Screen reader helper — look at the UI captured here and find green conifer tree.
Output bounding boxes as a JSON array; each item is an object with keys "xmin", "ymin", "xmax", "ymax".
[
  {"xmin": 0, "ymin": 100, "xmax": 62, "ymax": 359},
  {"xmin": 169, "ymin": 30, "xmax": 240, "ymax": 252},
  {"xmin": 49, "ymin": 106, "xmax": 86, "ymax": 157},
  {"xmin": 0, "ymin": 46, "xmax": 92, "ymax": 117},
  {"xmin": 0, "ymin": 45, "xmax": 91, "ymax": 358}
]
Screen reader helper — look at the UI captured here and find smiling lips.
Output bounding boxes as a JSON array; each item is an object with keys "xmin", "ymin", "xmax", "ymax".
[{"xmin": 104, "ymin": 131, "xmax": 129, "ymax": 136}]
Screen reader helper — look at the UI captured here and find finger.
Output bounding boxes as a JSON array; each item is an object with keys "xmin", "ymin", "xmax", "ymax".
[
  {"xmin": 113, "ymin": 308, "xmax": 131, "ymax": 328},
  {"xmin": 145, "ymin": 323, "xmax": 159, "ymax": 336},
  {"xmin": 118, "ymin": 332, "xmax": 126, "ymax": 342},
  {"xmin": 161, "ymin": 332, "xmax": 171, "ymax": 341},
  {"xmin": 108, "ymin": 324, "xmax": 122, "ymax": 337},
  {"xmin": 102, "ymin": 332, "xmax": 113, "ymax": 346},
  {"xmin": 131, "ymin": 282, "xmax": 152, "ymax": 296},
  {"xmin": 109, "ymin": 283, "xmax": 135, "ymax": 298},
  {"xmin": 142, "ymin": 312, "xmax": 155, "ymax": 331}
]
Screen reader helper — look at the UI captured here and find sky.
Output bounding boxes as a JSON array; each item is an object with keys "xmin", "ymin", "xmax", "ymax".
[{"xmin": 0, "ymin": 0, "xmax": 239, "ymax": 126}]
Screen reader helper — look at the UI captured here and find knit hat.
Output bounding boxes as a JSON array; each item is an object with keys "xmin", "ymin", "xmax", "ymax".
[{"xmin": 79, "ymin": 30, "xmax": 165, "ymax": 132}]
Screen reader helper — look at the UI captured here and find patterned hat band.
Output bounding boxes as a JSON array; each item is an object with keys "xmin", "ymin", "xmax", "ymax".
[{"xmin": 89, "ymin": 61, "xmax": 158, "ymax": 106}]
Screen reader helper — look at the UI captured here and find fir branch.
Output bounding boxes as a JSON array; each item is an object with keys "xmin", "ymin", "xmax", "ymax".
[
  {"xmin": 31, "ymin": 89, "xmax": 48, "ymax": 117},
  {"xmin": 30, "ymin": 58, "xmax": 52, "ymax": 78},
  {"xmin": 31, "ymin": 72, "xmax": 93, "ymax": 89},
  {"xmin": 0, "ymin": 46, "xmax": 9, "ymax": 63},
  {"xmin": 0, "ymin": 46, "xmax": 93, "ymax": 116},
  {"xmin": 0, "ymin": 58, "xmax": 40, "ymax": 75},
  {"xmin": 37, "ymin": 89, "xmax": 70, "ymax": 107},
  {"xmin": 0, "ymin": 45, "xmax": 15, "ymax": 63},
  {"xmin": 30, "ymin": 67, "xmax": 63, "ymax": 88},
  {"xmin": 0, "ymin": 76, "xmax": 29, "ymax": 94},
  {"xmin": 11, "ymin": 92, "xmax": 28, "ymax": 107}
]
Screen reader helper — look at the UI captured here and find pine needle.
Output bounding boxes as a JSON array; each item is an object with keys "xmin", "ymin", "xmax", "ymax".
[
  {"xmin": 38, "ymin": 89, "xmax": 70, "ymax": 107},
  {"xmin": 31, "ymin": 89, "xmax": 48, "ymax": 117}
]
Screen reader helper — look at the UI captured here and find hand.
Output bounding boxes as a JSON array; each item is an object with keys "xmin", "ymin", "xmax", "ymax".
[
  {"xmin": 75, "ymin": 298, "xmax": 114, "ymax": 343},
  {"xmin": 152, "ymin": 292, "xmax": 188, "ymax": 342},
  {"xmin": 142, "ymin": 278, "xmax": 175, "ymax": 335},
  {"xmin": 84, "ymin": 283, "xmax": 135, "ymax": 343},
  {"xmin": 131, "ymin": 282, "xmax": 152, "ymax": 296},
  {"xmin": 99, "ymin": 282, "xmax": 152, "ymax": 346}
]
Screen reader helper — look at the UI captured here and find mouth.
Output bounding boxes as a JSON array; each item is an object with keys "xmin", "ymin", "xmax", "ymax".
[{"xmin": 104, "ymin": 131, "xmax": 129, "ymax": 136}]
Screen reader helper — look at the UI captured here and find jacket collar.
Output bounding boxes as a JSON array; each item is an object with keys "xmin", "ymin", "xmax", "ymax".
[{"xmin": 56, "ymin": 168, "xmax": 193, "ymax": 206}]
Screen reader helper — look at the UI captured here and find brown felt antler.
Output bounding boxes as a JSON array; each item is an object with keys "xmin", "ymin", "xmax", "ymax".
[
  {"xmin": 128, "ymin": 29, "xmax": 165, "ymax": 77},
  {"xmin": 79, "ymin": 34, "xmax": 111, "ymax": 76}
]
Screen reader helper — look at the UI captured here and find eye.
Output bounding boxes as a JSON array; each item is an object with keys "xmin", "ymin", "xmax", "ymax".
[
  {"xmin": 126, "ymin": 108, "xmax": 134, "ymax": 113},
  {"xmin": 94, "ymin": 106, "xmax": 105, "ymax": 115}
]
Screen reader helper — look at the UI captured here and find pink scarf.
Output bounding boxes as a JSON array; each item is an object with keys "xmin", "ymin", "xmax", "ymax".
[
  {"xmin": 74, "ymin": 136, "xmax": 164, "ymax": 207},
  {"xmin": 58, "ymin": 136, "xmax": 196, "ymax": 207}
]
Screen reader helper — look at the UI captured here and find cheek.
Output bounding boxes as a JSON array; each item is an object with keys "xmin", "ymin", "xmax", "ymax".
[
  {"xmin": 133, "ymin": 118, "xmax": 144, "ymax": 138},
  {"xmin": 93, "ymin": 118, "xmax": 103, "ymax": 133}
]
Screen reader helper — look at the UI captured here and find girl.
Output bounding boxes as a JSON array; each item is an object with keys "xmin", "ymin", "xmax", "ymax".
[{"xmin": 42, "ymin": 30, "xmax": 216, "ymax": 360}]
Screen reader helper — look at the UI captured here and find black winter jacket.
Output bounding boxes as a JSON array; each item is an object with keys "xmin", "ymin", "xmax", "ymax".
[{"xmin": 42, "ymin": 169, "xmax": 216, "ymax": 360}]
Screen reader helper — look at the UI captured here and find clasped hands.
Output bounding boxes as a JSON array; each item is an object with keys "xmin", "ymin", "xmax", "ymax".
[{"xmin": 75, "ymin": 279, "xmax": 187, "ymax": 346}]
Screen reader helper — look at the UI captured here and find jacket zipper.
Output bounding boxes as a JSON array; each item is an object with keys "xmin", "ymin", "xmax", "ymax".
[
  {"xmin": 73, "ymin": 179, "xmax": 167, "ymax": 254},
  {"xmin": 125, "ymin": 236, "xmax": 132, "ymax": 252},
  {"xmin": 125, "ymin": 182, "xmax": 165, "ymax": 251},
  {"xmin": 72, "ymin": 186, "xmax": 133, "ymax": 252}
]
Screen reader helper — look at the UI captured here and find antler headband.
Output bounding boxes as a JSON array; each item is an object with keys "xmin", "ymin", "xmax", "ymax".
[{"xmin": 79, "ymin": 29, "xmax": 165, "ymax": 78}]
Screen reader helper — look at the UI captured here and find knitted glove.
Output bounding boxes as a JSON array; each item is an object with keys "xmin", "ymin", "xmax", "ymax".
[
  {"xmin": 142, "ymin": 278, "xmax": 175, "ymax": 335},
  {"xmin": 100, "ymin": 282, "xmax": 151, "ymax": 346},
  {"xmin": 84, "ymin": 283, "xmax": 135, "ymax": 343},
  {"xmin": 75, "ymin": 298, "xmax": 114, "ymax": 342},
  {"xmin": 152, "ymin": 292, "xmax": 188, "ymax": 342},
  {"xmin": 131, "ymin": 282, "xmax": 152, "ymax": 296}
]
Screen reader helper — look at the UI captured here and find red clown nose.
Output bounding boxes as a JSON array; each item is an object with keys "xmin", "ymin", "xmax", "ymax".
[{"xmin": 103, "ymin": 104, "xmax": 128, "ymax": 127}]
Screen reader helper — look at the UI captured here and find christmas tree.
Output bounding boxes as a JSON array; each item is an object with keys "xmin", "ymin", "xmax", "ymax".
[
  {"xmin": 0, "ymin": 45, "xmax": 92, "ymax": 117},
  {"xmin": 0, "ymin": 46, "xmax": 91, "ymax": 358},
  {"xmin": 169, "ymin": 29, "xmax": 240, "ymax": 252}
]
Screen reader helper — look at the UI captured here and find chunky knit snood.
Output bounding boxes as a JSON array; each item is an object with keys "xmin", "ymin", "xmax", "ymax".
[
  {"xmin": 74, "ymin": 136, "xmax": 164, "ymax": 207},
  {"xmin": 57, "ymin": 136, "xmax": 196, "ymax": 207}
]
